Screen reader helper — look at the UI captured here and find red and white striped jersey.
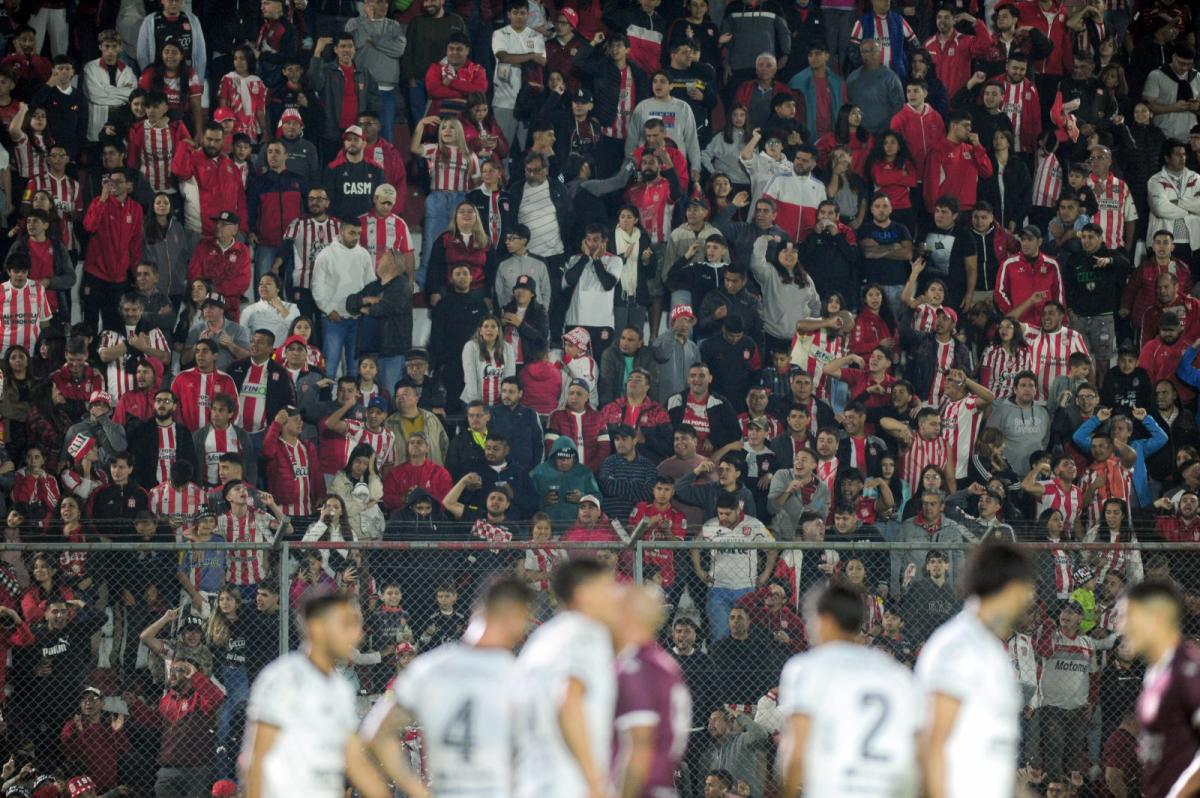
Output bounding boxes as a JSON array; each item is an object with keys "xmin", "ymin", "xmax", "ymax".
[
  {"xmin": 1032, "ymin": 147, "xmax": 1064, "ymax": 208},
  {"xmin": 1026, "ymin": 326, "xmax": 1089, "ymax": 401},
  {"xmin": 791, "ymin": 328, "xmax": 847, "ymax": 401},
  {"xmin": 421, "ymin": 143, "xmax": 479, "ymax": 193},
  {"xmin": 1001, "ymin": 79, "xmax": 1037, "ymax": 152},
  {"xmin": 1088, "ymin": 172, "xmax": 1137, "ymax": 249},
  {"xmin": 220, "ymin": 508, "xmax": 279, "ymax": 586},
  {"xmin": 27, "ymin": 171, "xmax": 81, "ymax": 249},
  {"xmin": 283, "ymin": 216, "xmax": 340, "ymax": 290},
  {"xmin": 849, "ymin": 12, "xmax": 916, "ymax": 68},
  {"xmin": 60, "ymin": 467, "xmax": 109, "ymax": 501},
  {"xmin": 12, "ymin": 133, "xmax": 48, "ymax": 180},
  {"xmin": 237, "ymin": 361, "xmax": 271, "ymax": 434},
  {"xmin": 149, "ymin": 480, "xmax": 205, "ymax": 525},
  {"xmin": 153, "ymin": 424, "xmax": 180, "ymax": 485},
  {"xmin": 359, "ymin": 427, "xmax": 397, "ymax": 470},
  {"xmin": 199, "ymin": 425, "xmax": 243, "ymax": 486},
  {"xmin": 275, "ymin": 436, "xmax": 315, "ymax": 516},
  {"xmin": 601, "ymin": 65, "xmax": 635, "ymax": 139},
  {"xmin": 0, "ymin": 280, "xmax": 51, "ymax": 356},
  {"xmin": 98, "ymin": 327, "xmax": 169, "ymax": 401},
  {"xmin": 816, "ymin": 456, "xmax": 839, "ymax": 499},
  {"xmin": 1079, "ymin": 463, "xmax": 1132, "ymax": 530},
  {"xmin": 912, "ymin": 302, "xmax": 941, "ymax": 333},
  {"xmin": 358, "ymin": 211, "xmax": 413, "ymax": 268},
  {"xmin": 979, "ymin": 344, "xmax": 1033, "ymax": 399},
  {"xmin": 1037, "ymin": 479, "xmax": 1084, "ymax": 531},
  {"xmin": 939, "ymin": 394, "xmax": 981, "ymax": 479},
  {"xmin": 902, "ymin": 434, "xmax": 948, "ymax": 492},
  {"xmin": 927, "ymin": 337, "xmax": 957, "ymax": 406},
  {"xmin": 130, "ymin": 120, "xmax": 185, "ymax": 192}
]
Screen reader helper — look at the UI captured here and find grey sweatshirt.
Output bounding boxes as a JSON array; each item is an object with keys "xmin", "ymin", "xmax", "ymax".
[
  {"xmin": 846, "ymin": 65, "xmax": 905, "ymax": 134},
  {"xmin": 701, "ymin": 129, "xmax": 750, "ymax": 183},
  {"xmin": 985, "ymin": 398, "xmax": 1051, "ymax": 474},
  {"xmin": 748, "ymin": 235, "xmax": 821, "ymax": 339},
  {"xmin": 346, "ymin": 15, "xmax": 407, "ymax": 88},
  {"xmin": 625, "ymin": 97, "xmax": 701, "ymax": 174}
]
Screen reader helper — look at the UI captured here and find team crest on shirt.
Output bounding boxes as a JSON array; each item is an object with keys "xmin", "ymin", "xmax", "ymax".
[{"xmin": 127, "ymin": 498, "xmax": 136, "ymax": 508}]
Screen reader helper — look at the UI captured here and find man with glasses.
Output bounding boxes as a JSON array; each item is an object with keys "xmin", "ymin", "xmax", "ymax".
[
  {"xmin": 81, "ymin": 166, "xmax": 143, "ymax": 331},
  {"xmin": 1087, "ymin": 145, "xmax": 1137, "ymax": 256},
  {"xmin": 545, "ymin": 8, "xmax": 584, "ymax": 92},
  {"xmin": 494, "ymin": 224, "xmax": 549, "ymax": 306},
  {"xmin": 511, "ymin": 151, "xmax": 571, "ymax": 334},
  {"xmin": 273, "ymin": 187, "xmax": 341, "ymax": 329},
  {"xmin": 1050, "ymin": 381, "xmax": 1099, "ymax": 452}
]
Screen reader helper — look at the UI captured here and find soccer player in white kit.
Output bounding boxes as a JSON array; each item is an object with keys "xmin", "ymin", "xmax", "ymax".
[
  {"xmin": 513, "ymin": 559, "xmax": 622, "ymax": 798},
  {"xmin": 915, "ymin": 542, "xmax": 1036, "ymax": 798},
  {"xmin": 777, "ymin": 583, "xmax": 921, "ymax": 798},
  {"xmin": 360, "ymin": 576, "xmax": 535, "ymax": 798},
  {"xmin": 241, "ymin": 591, "xmax": 391, "ymax": 798}
]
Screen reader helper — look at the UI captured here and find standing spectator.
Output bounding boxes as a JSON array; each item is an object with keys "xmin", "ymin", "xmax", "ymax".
[
  {"xmin": 856, "ymin": 194, "xmax": 913, "ymax": 318},
  {"xmin": 1137, "ymin": 271, "xmax": 1200, "ymax": 346},
  {"xmin": 0, "ymin": 256, "xmax": 51, "ymax": 358},
  {"xmin": 423, "ymin": 33, "xmax": 488, "ymax": 118},
  {"xmin": 720, "ymin": 0, "xmax": 791, "ymax": 91},
  {"xmin": 563, "ymin": 224, "xmax": 622, "ymax": 357},
  {"xmin": 358, "ymin": 184, "xmax": 413, "ymax": 274},
  {"xmin": 1147, "ymin": 139, "xmax": 1200, "ymax": 265},
  {"xmin": 1143, "ymin": 47, "xmax": 1200, "ymax": 142},
  {"xmin": 846, "ymin": 40, "xmax": 904, "ymax": 135},
  {"xmin": 546, "ymin": 379, "xmax": 611, "ymax": 473},
  {"xmin": 1087, "ymin": 145, "xmax": 1137, "ymax": 256},
  {"xmin": 924, "ymin": 111, "xmax": 994, "ymax": 213},
  {"xmin": 323, "ymin": 125, "xmax": 385, "ymax": 222},
  {"xmin": 172, "ymin": 123, "xmax": 249, "ymax": 238},
  {"xmin": 127, "ymin": 93, "xmax": 189, "ymax": 201},
  {"xmin": 312, "ymin": 218, "xmax": 374, "ymax": 379},
  {"xmin": 358, "ymin": 112, "xmax": 408, "ymax": 201},
  {"xmin": 95, "ymin": 293, "xmax": 170, "ymax": 400},
  {"xmin": 628, "ymin": 73, "xmax": 701, "ymax": 182},
  {"xmin": 81, "ymin": 168, "xmax": 143, "ymax": 332},
  {"xmin": 1062, "ymin": 224, "xmax": 1125, "ymax": 373},
  {"xmin": 598, "ymin": 424, "xmax": 656, "ymax": 522},
  {"xmin": 308, "ymin": 34, "xmax": 380, "ymax": 158},
  {"xmin": 60, "ymin": 686, "xmax": 130, "ymax": 794},
  {"xmin": 255, "ymin": 0, "xmax": 298, "ymax": 88},
  {"xmin": 274, "ymin": 187, "xmax": 341, "ymax": 325},
  {"xmin": 511, "ymin": 151, "xmax": 571, "ymax": 333},
  {"xmin": 262, "ymin": 408, "xmax": 322, "ymax": 517},
  {"xmin": 346, "ymin": 251, "xmax": 414, "ymax": 395},
  {"xmin": 174, "ymin": 339, "xmax": 240, "ymax": 432},
  {"xmin": 492, "ymin": 0, "xmax": 546, "ymax": 148},
  {"xmin": 695, "ymin": 492, "xmax": 777, "ymax": 640},
  {"xmin": 83, "ymin": 33, "xmax": 137, "ymax": 146},
  {"xmin": 345, "ymin": 0, "xmax": 405, "ymax": 142},
  {"xmin": 985, "ymin": 370, "xmax": 1050, "ymax": 473},
  {"xmin": 573, "ymin": 32, "xmax": 650, "ymax": 175},
  {"xmin": 135, "ymin": 0, "xmax": 207, "ymax": 79},
  {"xmin": 192, "ymin": 392, "xmax": 255, "ymax": 487},
  {"xmin": 891, "ymin": 78, "xmax": 944, "ymax": 177},
  {"xmin": 187, "ymin": 211, "xmax": 252, "ymax": 321},
  {"xmin": 848, "ymin": 0, "xmax": 919, "ymax": 79},
  {"xmin": 401, "ymin": 0, "xmax": 467, "ymax": 124},
  {"xmin": 891, "ymin": 489, "xmax": 967, "ymax": 592},
  {"xmin": 1140, "ymin": 311, "xmax": 1195, "ymax": 403},
  {"xmin": 994, "ymin": 225, "xmax": 1065, "ymax": 326},
  {"xmin": 183, "ymin": 293, "xmax": 251, "ymax": 371},
  {"xmin": 247, "ymin": 142, "xmax": 307, "ymax": 285}
]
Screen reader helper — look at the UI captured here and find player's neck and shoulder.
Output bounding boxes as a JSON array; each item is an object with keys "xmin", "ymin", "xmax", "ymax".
[
  {"xmin": 257, "ymin": 649, "xmax": 355, "ymax": 703},
  {"xmin": 920, "ymin": 605, "xmax": 1008, "ymax": 666},
  {"xmin": 786, "ymin": 639, "xmax": 908, "ymax": 680},
  {"xmin": 617, "ymin": 641, "xmax": 681, "ymax": 678},
  {"xmin": 527, "ymin": 609, "xmax": 609, "ymax": 651}
]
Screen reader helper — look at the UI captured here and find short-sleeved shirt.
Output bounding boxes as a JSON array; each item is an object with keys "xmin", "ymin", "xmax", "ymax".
[
  {"xmin": 514, "ymin": 611, "xmax": 615, "ymax": 798},
  {"xmin": 244, "ymin": 651, "xmax": 359, "ymax": 798},
  {"xmin": 858, "ymin": 220, "xmax": 913, "ymax": 286},
  {"xmin": 699, "ymin": 515, "xmax": 773, "ymax": 589},
  {"xmin": 613, "ymin": 643, "xmax": 691, "ymax": 796},
  {"xmin": 779, "ymin": 640, "xmax": 921, "ymax": 798},
  {"xmin": 915, "ymin": 610, "xmax": 1023, "ymax": 798}
]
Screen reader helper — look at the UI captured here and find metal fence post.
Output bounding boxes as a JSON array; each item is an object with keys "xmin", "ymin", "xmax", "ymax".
[
  {"xmin": 278, "ymin": 540, "xmax": 290, "ymax": 657},
  {"xmin": 633, "ymin": 540, "xmax": 644, "ymax": 584}
]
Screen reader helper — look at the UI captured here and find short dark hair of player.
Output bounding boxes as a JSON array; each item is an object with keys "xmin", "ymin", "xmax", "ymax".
[
  {"xmin": 302, "ymin": 590, "xmax": 353, "ymax": 622},
  {"xmin": 551, "ymin": 560, "xmax": 610, "ymax": 604},
  {"xmin": 1127, "ymin": 580, "xmax": 1185, "ymax": 626},
  {"xmin": 962, "ymin": 542, "xmax": 1035, "ymax": 599},
  {"xmin": 817, "ymin": 583, "xmax": 866, "ymax": 633},
  {"xmin": 482, "ymin": 576, "xmax": 534, "ymax": 614}
]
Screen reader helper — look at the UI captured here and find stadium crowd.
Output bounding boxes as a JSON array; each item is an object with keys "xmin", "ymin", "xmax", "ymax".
[{"xmin": 0, "ymin": 0, "xmax": 1191, "ymax": 792}]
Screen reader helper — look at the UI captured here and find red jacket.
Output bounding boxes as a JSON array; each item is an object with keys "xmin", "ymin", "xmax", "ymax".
[
  {"xmin": 1140, "ymin": 334, "xmax": 1195, "ymax": 403},
  {"xmin": 1156, "ymin": 514, "xmax": 1200, "ymax": 542},
  {"xmin": 113, "ymin": 386, "xmax": 157, "ymax": 425},
  {"xmin": 171, "ymin": 368, "xmax": 239, "ymax": 432},
  {"xmin": 1122, "ymin": 257, "xmax": 1194, "ymax": 330},
  {"xmin": 1137, "ymin": 292, "xmax": 1200, "ymax": 346},
  {"xmin": 870, "ymin": 159, "xmax": 918, "ymax": 211},
  {"xmin": 923, "ymin": 21, "xmax": 992, "ymax": 96},
  {"xmin": 128, "ymin": 671, "xmax": 224, "ymax": 767},
  {"xmin": 261, "ymin": 420, "xmax": 325, "ymax": 508},
  {"xmin": 424, "ymin": 59, "xmax": 489, "ymax": 116},
  {"xmin": 61, "ymin": 716, "xmax": 130, "ymax": 791},
  {"xmin": 382, "ymin": 459, "xmax": 452, "ymax": 511},
  {"xmin": 363, "ymin": 138, "xmax": 409, "ymax": 211},
  {"xmin": 50, "ymin": 365, "xmax": 105, "ymax": 410},
  {"xmin": 82, "ymin": 195, "xmax": 143, "ymax": 282},
  {"xmin": 171, "ymin": 144, "xmax": 249, "ymax": 237},
  {"xmin": 545, "ymin": 406, "xmax": 612, "ymax": 473},
  {"xmin": 924, "ymin": 137, "xmax": 993, "ymax": 211},
  {"xmin": 735, "ymin": 586, "xmax": 808, "ymax": 652},
  {"xmin": 187, "ymin": 238, "xmax": 252, "ymax": 319},
  {"xmin": 1016, "ymin": 0, "xmax": 1073, "ymax": 76},
  {"xmin": 890, "ymin": 104, "xmax": 945, "ymax": 176},
  {"xmin": 994, "ymin": 252, "xmax": 1064, "ymax": 326},
  {"xmin": 850, "ymin": 309, "xmax": 897, "ymax": 356}
]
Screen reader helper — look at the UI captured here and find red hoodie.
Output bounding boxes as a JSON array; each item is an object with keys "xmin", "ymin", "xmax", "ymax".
[
  {"xmin": 261, "ymin": 419, "xmax": 326, "ymax": 507},
  {"xmin": 923, "ymin": 136, "xmax": 993, "ymax": 212},
  {"xmin": 171, "ymin": 143, "xmax": 248, "ymax": 237},
  {"xmin": 890, "ymin": 103, "xmax": 945, "ymax": 176},
  {"xmin": 1016, "ymin": 0, "xmax": 1074, "ymax": 76},
  {"xmin": 1140, "ymin": 334, "xmax": 1195, "ymax": 403},
  {"xmin": 850, "ymin": 308, "xmax": 896, "ymax": 356},
  {"xmin": 520, "ymin": 360, "xmax": 566, "ymax": 414},
  {"xmin": 61, "ymin": 715, "xmax": 130, "ymax": 791},
  {"xmin": 382, "ymin": 460, "xmax": 452, "ymax": 512},
  {"xmin": 82, "ymin": 195, "xmax": 144, "ymax": 283}
]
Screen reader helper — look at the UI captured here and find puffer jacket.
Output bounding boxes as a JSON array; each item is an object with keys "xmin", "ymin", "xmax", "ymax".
[{"xmin": 529, "ymin": 436, "xmax": 601, "ymax": 525}]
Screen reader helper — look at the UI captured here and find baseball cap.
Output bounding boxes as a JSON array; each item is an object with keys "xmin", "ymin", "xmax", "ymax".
[
  {"xmin": 572, "ymin": 87, "xmax": 593, "ymax": 104},
  {"xmin": 514, "ymin": 274, "xmax": 537, "ymax": 295},
  {"xmin": 629, "ymin": 366, "xmax": 652, "ymax": 380},
  {"xmin": 610, "ymin": 423, "xmax": 637, "ymax": 437},
  {"xmin": 66, "ymin": 777, "xmax": 95, "ymax": 798},
  {"xmin": 559, "ymin": 7, "xmax": 579, "ymax": 27},
  {"xmin": 1161, "ymin": 311, "xmax": 1183, "ymax": 329},
  {"xmin": 686, "ymin": 196, "xmax": 709, "ymax": 209},
  {"xmin": 706, "ymin": 232, "xmax": 727, "ymax": 247},
  {"xmin": 578, "ymin": 494, "xmax": 601, "ymax": 506},
  {"xmin": 212, "ymin": 107, "xmax": 235, "ymax": 123},
  {"xmin": 374, "ymin": 183, "xmax": 397, "ymax": 199},
  {"xmin": 670, "ymin": 304, "xmax": 696, "ymax": 324},
  {"xmin": 342, "ymin": 124, "xmax": 364, "ymax": 140},
  {"xmin": 746, "ymin": 417, "xmax": 771, "ymax": 432},
  {"xmin": 211, "ymin": 210, "xmax": 240, "ymax": 226},
  {"xmin": 1019, "ymin": 224, "xmax": 1043, "ymax": 239},
  {"xmin": 405, "ymin": 347, "xmax": 429, "ymax": 362},
  {"xmin": 88, "ymin": 390, "xmax": 113, "ymax": 407},
  {"xmin": 282, "ymin": 334, "xmax": 307, "ymax": 350},
  {"xmin": 211, "ymin": 780, "xmax": 238, "ymax": 798},
  {"xmin": 81, "ymin": 685, "xmax": 103, "ymax": 697},
  {"xmin": 937, "ymin": 306, "xmax": 958, "ymax": 327},
  {"xmin": 202, "ymin": 292, "xmax": 227, "ymax": 309},
  {"xmin": 367, "ymin": 395, "xmax": 388, "ymax": 412},
  {"xmin": 568, "ymin": 377, "xmax": 590, "ymax": 393},
  {"xmin": 181, "ymin": 614, "xmax": 206, "ymax": 630}
]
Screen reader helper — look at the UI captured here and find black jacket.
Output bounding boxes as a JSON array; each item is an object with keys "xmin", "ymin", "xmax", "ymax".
[
  {"xmin": 5, "ymin": 235, "xmax": 76, "ymax": 313},
  {"xmin": 306, "ymin": 55, "xmax": 380, "ymax": 142},
  {"xmin": 347, "ymin": 272, "xmax": 414, "ymax": 358},
  {"xmin": 499, "ymin": 297, "xmax": 549, "ymax": 356},
  {"xmin": 797, "ymin": 227, "xmax": 860, "ymax": 311},
  {"xmin": 509, "ymin": 178, "xmax": 573, "ymax": 254},
  {"xmin": 129, "ymin": 419, "xmax": 198, "ymax": 491},
  {"xmin": 665, "ymin": 390, "xmax": 741, "ymax": 450},
  {"xmin": 905, "ymin": 332, "xmax": 973, "ymax": 402},
  {"xmin": 979, "ymin": 154, "xmax": 1032, "ymax": 233},
  {"xmin": 572, "ymin": 41, "xmax": 650, "ymax": 129},
  {"xmin": 228, "ymin": 357, "xmax": 296, "ymax": 429},
  {"xmin": 696, "ymin": 285, "xmax": 765, "ymax": 343}
]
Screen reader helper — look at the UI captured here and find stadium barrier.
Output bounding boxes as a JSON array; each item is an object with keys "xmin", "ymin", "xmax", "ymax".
[{"xmin": 0, "ymin": 532, "xmax": 1191, "ymax": 797}]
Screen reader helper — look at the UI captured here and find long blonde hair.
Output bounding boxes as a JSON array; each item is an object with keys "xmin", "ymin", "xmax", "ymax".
[
  {"xmin": 446, "ymin": 201, "xmax": 489, "ymax": 251},
  {"xmin": 436, "ymin": 118, "xmax": 469, "ymax": 160},
  {"xmin": 206, "ymin": 586, "xmax": 240, "ymax": 649}
]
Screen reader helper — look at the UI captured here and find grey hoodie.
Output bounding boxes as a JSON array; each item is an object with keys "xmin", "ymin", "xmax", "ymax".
[
  {"xmin": 346, "ymin": 15, "xmax": 407, "ymax": 88},
  {"xmin": 625, "ymin": 97, "xmax": 701, "ymax": 174}
]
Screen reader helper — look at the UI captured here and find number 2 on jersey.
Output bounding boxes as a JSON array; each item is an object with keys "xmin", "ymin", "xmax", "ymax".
[
  {"xmin": 859, "ymin": 692, "xmax": 891, "ymax": 762},
  {"xmin": 442, "ymin": 699, "xmax": 475, "ymax": 762}
]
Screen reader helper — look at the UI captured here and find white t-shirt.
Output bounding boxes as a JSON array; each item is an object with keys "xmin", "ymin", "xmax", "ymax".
[
  {"xmin": 363, "ymin": 643, "xmax": 518, "ymax": 796},
  {"xmin": 915, "ymin": 608, "xmax": 1023, "ymax": 798},
  {"xmin": 243, "ymin": 651, "xmax": 360, "ymax": 798},
  {"xmin": 778, "ymin": 640, "xmax": 921, "ymax": 798},
  {"xmin": 699, "ymin": 515, "xmax": 773, "ymax": 589},
  {"xmin": 513, "ymin": 611, "xmax": 615, "ymax": 798},
  {"xmin": 491, "ymin": 25, "xmax": 546, "ymax": 109}
]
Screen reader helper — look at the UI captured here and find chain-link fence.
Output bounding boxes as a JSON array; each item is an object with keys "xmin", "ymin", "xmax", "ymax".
[{"xmin": 0, "ymin": 529, "xmax": 1191, "ymax": 797}]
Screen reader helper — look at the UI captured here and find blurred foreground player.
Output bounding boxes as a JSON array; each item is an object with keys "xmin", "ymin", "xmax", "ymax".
[
  {"xmin": 915, "ymin": 542, "xmax": 1036, "ymax": 798},
  {"xmin": 1124, "ymin": 580, "xmax": 1200, "ymax": 798},
  {"xmin": 777, "ymin": 583, "xmax": 921, "ymax": 798},
  {"xmin": 613, "ymin": 585, "xmax": 692, "ymax": 798},
  {"xmin": 514, "ymin": 560, "xmax": 622, "ymax": 798},
  {"xmin": 241, "ymin": 591, "xmax": 391, "ymax": 798},
  {"xmin": 361, "ymin": 576, "xmax": 535, "ymax": 798}
]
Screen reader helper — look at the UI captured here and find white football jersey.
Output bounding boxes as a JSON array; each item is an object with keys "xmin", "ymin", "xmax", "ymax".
[
  {"xmin": 513, "ymin": 611, "xmax": 616, "ymax": 798},
  {"xmin": 363, "ymin": 643, "xmax": 518, "ymax": 797},
  {"xmin": 243, "ymin": 651, "xmax": 360, "ymax": 798},
  {"xmin": 915, "ymin": 608, "xmax": 1024, "ymax": 798},
  {"xmin": 778, "ymin": 641, "xmax": 921, "ymax": 798}
]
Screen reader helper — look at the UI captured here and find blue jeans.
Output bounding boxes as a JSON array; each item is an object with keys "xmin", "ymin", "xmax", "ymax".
[
  {"xmin": 253, "ymin": 244, "xmax": 280, "ymax": 289},
  {"xmin": 407, "ymin": 83, "xmax": 427, "ymax": 125},
  {"xmin": 419, "ymin": 190, "xmax": 466, "ymax": 290},
  {"xmin": 707, "ymin": 586, "xmax": 753, "ymax": 640},
  {"xmin": 377, "ymin": 354, "xmax": 406, "ymax": 398},
  {"xmin": 212, "ymin": 664, "xmax": 249, "ymax": 779},
  {"xmin": 324, "ymin": 317, "xmax": 360, "ymax": 379},
  {"xmin": 378, "ymin": 88, "xmax": 396, "ymax": 142}
]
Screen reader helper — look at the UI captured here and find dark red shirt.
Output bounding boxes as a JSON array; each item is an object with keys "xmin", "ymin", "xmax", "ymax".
[{"xmin": 1137, "ymin": 641, "xmax": 1200, "ymax": 798}]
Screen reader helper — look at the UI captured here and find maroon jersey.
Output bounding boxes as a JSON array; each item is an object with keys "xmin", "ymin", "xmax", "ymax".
[
  {"xmin": 613, "ymin": 643, "xmax": 691, "ymax": 798},
  {"xmin": 1138, "ymin": 641, "xmax": 1200, "ymax": 798}
]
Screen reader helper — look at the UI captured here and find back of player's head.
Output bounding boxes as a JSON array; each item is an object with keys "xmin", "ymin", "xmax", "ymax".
[
  {"xmin": 817, "ymin": 583, "xmax": 865, "ymax": 634},
  {"xmin": 1127, "ymin": 580, "xmax": 1185, "ymax": 625},
  {"xmin": 301, "ymin": 590, "xmax": 352, "ymax": 622},
  {"xmin": 962, "ymin": 542, "xmax": 1035, "ymax": 598},
  {"xmin": 551, "ymin": 560, "xmax": 609, "ymax": 605},
  {"xmin": 482, "ymin": 575, "xmax": 535, "ymax": 614}
]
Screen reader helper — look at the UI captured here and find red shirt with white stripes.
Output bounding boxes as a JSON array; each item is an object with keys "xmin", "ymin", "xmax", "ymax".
[
  {"xmin": 12, "ymin": 133, "xmax": 48, "ymax": 180},
  {"xmin": 1026, "ymin": 326, "xmax": 1090, "ymax": 401},
  {"xmin": 1038, "ymin": 478, "xmax": 1084, "ymax": 531},
  {"xmin": 99, "ymin": 327, "xmax": 169, "ymax": 401},
  {"xmin": 358, "ymin": 211, "xmax": 413, "ymax": 268},
  {"xmin": 1079, "ymin": 463, "xmax": 1132, "ymax": 529},
  {"xmin": 421, "ymin": 143, "xmax": 479, "ymax": 193},
  {"xmin": 127, "ymin": 119, "xmax": 188, "ymax": 192},
  {"xmin": 360, "ymin": 427, "xmax": 397, "ymax": 470},
  {"xmin": 1001, "ymin": 79, "xmax": 1038, "ymax": 152},
  {"xmin": 149, "ymin": 480, "xmax": 205, "ymax": 525},
  {"xmin": 1032, "ymin": 147, "xmax": 1065, "ymax": 208},
  {"xmin": 0, "ymin": 280, "xmax": 51, "ymax": 356},
  {"xmin": 154, "ymin": 424, "xmax": 180, "ymax": 485},
  {"xmin": 283, "ymin": 216, "xmax": 340, "ymax": 291},
  {"xmin": 902, "ymin": 434, "xmax": 948, "ymax": 492},
  {"xmin": 237, "ymin": 361, "xmax": 270, "ymax": 434},
  {"xmin": 979, "ymin": 344, "xmax": 1033, "ymax": 399},
  {"xmin": 912, "ymin": 303, "xmax": 941, "ymax": 333},
  {"xmin": 849, "ymin": 12, "xmax": 916, "ymax": 67},
  {"xmin": 275, "ymin": 436, "xmax": 315, "ymax": 516},
  {"xmin": 200, "ymin": 425, "xmax": 242, "ymax": 486},
  {"xmin": 927, "ymin": 338, "xmax": 957, "ymax": 406},
  {"xmin": 27, "ymin": 171, "xmax": 81, "ymax": 249}
]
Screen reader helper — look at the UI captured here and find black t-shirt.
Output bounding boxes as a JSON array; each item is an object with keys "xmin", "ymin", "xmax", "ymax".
[{"xmin": 858, "ymin": 220, "xmax": 913, "ymax": 286}]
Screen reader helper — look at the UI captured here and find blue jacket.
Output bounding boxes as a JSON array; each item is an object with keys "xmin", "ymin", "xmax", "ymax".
[
  {"xmin": 487, "ymin": 402, "xmax": 544, "ymax": 476},
  {"xmin": 1072, "ymin": 415, "xmax": 1168, "ymax": 507},
  {"xmin": 854, "ymin": 12, "xmax": 912, "ymax": 79},
  {"xmin": 1175, "ymin": 345, "xmax": 1200, "ymax": 424},
  {"xmin": 788, "ymin": 67, "xmax": 845, "ymax": 137}
]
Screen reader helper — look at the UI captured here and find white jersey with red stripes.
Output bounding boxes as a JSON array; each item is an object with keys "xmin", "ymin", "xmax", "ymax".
[
  {"xmin": 1001, "ymin": 79, "xmax": 1037, "ymax": 152},
  {"xmin": 816, "ymin": 456, "xmax": 839, "ymax": 500},
  {"xmin": 1026, "ymin": 326, "xmax": 1089, "ymax": 401},
  {"xmin": 927, "ymin": 338, "xmax": 957, "ymax": 406},
  {"xmin": 421, "ymin": 143, "xmax": 479, "ymax": 193},
  {"xmin": 283, "ymin": 216, "xmax": 341, "ymax": 291},
  {"xmin": 600, "ymin": 65, "xmax": 635, "ymax": 139},
  {"xmin": 220, "ymin": 508, "xmax": 279, "ymax": 586},
  {"xmin": 153, "ymin": 424, "xmax": 180, "ymax": 485},
  {"xmin": 237, "ymin": 361, "xmax": 271, "ymax": 434},
  {"xmin": 979, "ymin": 344, "xmax": 1033, "ymax": 400},
  {"xmin": 912, "ymin": 303, "xmax": 941, "ymax": 333},
  {"xmin": 1079, "ymin": 464, "xmax": 1132, "ymax": 530},
  {"xmin": 132, "ymin": 120, "xmax": 183, "ymax": 192},
  {"xmin": 1032, "ymin": 148, "xmax": 1064, "ymax": 208},
  {"xmin": 791, "ymin": 328, "xmax": 846, "ymax": 401},
  {"xmin": 902, "ymin": 434, "xmax": 948, "ymax": 492},
  {"xmin": 1088, "ymin": 171, "xmax": 1138, "ymax": 249},
  {"xmin": 359, "ymin": 211, "xmax": 414, "ymax": 267},
  {"xmin": 0, "ymin": 280, "xmax": 51, "ymax": 356},
  {"xmin": 1038, "ymin": 479, "xmax": 1084, "ymax": 531},
  {"xmin": 149, "ymin": 480, "xmax": 205, "ymax": 526},
  {"xmin": 360, "ymin": 427, "xmax": 397, "ymax": 470},
  {"xmin": 276, "ymin": 436, "xmax": 315, "ymax": 516},
  {"xmin": 99, "ymin": 327, "xmax": 169, "ymax": 401},
  {"xmin": 12, "ymin": 133, "xmax": 48, "ymax": 180},
  {"xmin": 28, "ymin": 171, "xmax": 81, "ymax": 249},
  {"xmin": 940, "ymin": 394, "xmax": 981, "ymax": 480},
  {"xmin": 200, "ymin": 426, "xmax": 243, "ymax": 486}
]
